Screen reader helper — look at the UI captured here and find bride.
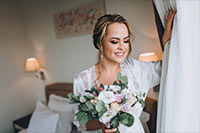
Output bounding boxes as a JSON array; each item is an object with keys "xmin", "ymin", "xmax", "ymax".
[{"xmin": 73, "ymin": 10, "xmax": 176, "ymax": 133}]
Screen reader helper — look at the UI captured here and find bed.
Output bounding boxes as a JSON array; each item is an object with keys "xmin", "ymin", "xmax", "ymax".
[
  {"xmin": 17, "ymin": 82, "xmax": 79, "ymax": 133},
  {"xmin": 45, "ymin": 82, "xmax": 73, "ymax": 103}
]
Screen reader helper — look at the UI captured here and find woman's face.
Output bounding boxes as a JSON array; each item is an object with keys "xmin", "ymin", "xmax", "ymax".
[{"xmin": 102, "ymin": 22, "xmax": 130, "ymax": 63}]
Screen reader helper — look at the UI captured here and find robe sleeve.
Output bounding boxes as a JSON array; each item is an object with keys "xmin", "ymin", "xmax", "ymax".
[
  {"xmin": 73, "ymin": 73, "xmax": 87, "ymax": 131},
  {"xmin": 125, "ymin": 58, "xmax": 162, "ymax": 94}
]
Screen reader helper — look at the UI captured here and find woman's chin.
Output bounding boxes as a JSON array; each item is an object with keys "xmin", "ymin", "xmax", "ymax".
[
  {"xmin": 105, "ymin": 55, "xmax": 127, "ymax": 64},
  {"xmin": 114, "ymin": 53, "xmax": 128, "ymax": 63},
  {"xmin": 114, "ymin": 57, "xmax": 126, "ymax": 63}
]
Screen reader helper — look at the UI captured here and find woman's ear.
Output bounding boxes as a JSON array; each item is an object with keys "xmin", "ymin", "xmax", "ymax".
[{"xmin": 97, "ymin": 43, "xmax": 102, "ymax": 50}]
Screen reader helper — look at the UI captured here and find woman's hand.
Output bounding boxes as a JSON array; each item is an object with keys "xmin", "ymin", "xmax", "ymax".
[
  {"xmin": 86, "ymin": 120, "xmax": 102, "ymax": 131},
  {"xmin": 101, "ymin": 123, "xmax": 117, "ymax": 133},
  {"xmin": 162, "ymin": 9, "xmax": 177, "ymax": 46},
  {"xmin": 85, "ymin": 120, "xmax": 117, "ymax": 132}
]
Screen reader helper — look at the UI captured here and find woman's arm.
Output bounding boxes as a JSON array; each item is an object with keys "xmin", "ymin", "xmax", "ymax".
[{"xmin": 162, "ymin": 9, "xmax": 177, "ymax": 47}]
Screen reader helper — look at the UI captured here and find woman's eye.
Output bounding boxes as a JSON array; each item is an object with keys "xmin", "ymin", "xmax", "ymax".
[
  {"xmin": 124, "ymin": 40, "xmax": 130, "ymax": 43},
  {"xmin": 111, "ymin": 41, "xmax": 118, "ymax": 44}
]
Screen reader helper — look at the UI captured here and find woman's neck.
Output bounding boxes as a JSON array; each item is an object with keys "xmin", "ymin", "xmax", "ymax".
[
  {"xmin": 97, "ymin": 60, "xmax": 121, "ymax": 75},
  {"xmin": 95, "ymin": 59, "xmax": 121, "ymax": 85}
]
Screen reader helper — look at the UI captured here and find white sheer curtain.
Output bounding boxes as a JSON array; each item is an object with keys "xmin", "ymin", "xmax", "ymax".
[{"xmin": 154, "ymin": 0, "xmax": 200, "ymax": 132}]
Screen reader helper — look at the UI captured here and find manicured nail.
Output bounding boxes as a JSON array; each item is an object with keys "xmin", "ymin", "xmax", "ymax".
[{"xmin": 113, "ymin": 128, "xmax": 117, "ymax": 132}]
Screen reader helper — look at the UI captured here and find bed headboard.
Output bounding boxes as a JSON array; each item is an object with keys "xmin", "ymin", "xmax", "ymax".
[{"xmin": 45, "ymin": 83, "xmax": 73, "ymax": 103}]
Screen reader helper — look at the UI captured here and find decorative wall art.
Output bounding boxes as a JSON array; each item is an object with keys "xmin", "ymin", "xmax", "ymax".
[{"xmin": 53, "ymin": 0, "xmax": 105, "ymax": 39}]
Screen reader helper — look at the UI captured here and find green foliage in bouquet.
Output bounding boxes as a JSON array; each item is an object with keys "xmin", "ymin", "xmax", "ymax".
[
  {"xmin": 110, "ymin": 112, "xmax": 134, "ymax": 128},
  {"xmin": 136, "ymin": 92, "xmax": 146, "ymax": 108},
  {"xmin": 68, "ymin": 86, "xmax": 108, "ymax": 125},
  {"xmin": 96, "ymin": 101, "xmax": 107, "ymax": 117},
  {"xmin": 113, "ymin": 73, "xmax": 128, "ymax": 90}
]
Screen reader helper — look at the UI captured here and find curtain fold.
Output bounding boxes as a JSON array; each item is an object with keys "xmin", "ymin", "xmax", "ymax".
[
  {"xmin": 152, "ymin": 2, "xmax": 164, "ymax": 51},
  {"xmin": 154, "ymin": 0, "xmax": 200, "ymax": 132}
]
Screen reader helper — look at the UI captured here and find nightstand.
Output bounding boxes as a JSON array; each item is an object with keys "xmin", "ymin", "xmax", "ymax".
[
  {"xmin": 13, "ymin": 114, "xmax": 32, "ymax": 133},
  {"xmin": 144, "ymin": 88, "xmax": 159, "ymax": 133}
]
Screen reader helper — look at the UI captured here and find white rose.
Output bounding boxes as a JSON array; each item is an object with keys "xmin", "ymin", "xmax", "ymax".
[
  {"xmin": 99, "ymin": 109, "xmax": 117, "ymax": 124},
  {"xmin": 105, "ymin": 104, "xmax": 110, "ymax": 110},
  {"xmin": 109, "ymin": 85, "xmax": 121, "ymax": 92},
  {"xmin": 98, "ymin": 91, "xmax": 115, "ymax": 104},
  {"xmin": 111, "ymin": 102, "xmax": 121, "ymax": 112}
]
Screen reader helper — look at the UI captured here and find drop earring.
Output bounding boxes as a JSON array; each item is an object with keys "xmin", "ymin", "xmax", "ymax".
[
  {"xmin": 99, "ymin": 46, "xmax": 104, "ymax": 61},
  {"xmin": 100, "ymin": 54, "xmax": 103, "ymax": 61}
]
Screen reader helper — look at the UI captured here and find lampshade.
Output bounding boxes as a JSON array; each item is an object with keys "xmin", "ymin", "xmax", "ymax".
[
  {"xmin": 138, "ymin": 52, "xmax": 158, "ymax": 62},
  {"xmin": 25, "ymin": 58, "xmax": 40, "ymax": 72}
]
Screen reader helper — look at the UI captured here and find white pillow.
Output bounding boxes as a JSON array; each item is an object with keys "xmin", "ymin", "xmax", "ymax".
[
  {"xmin": 48, "ymin": 94, "xmax": 75, "ymax": 133},
  {"xmin": 27, "ymin": 102, "xmax": 59, "ymax": 133}
]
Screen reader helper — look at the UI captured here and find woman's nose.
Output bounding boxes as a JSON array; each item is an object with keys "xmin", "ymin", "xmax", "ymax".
[
  {"xmin": 118, "ymin": 45, "xmax": 125, "ymax": 50},
  {"xmin": 118, "ymin": 41, "xmax": 125, "ymax": 50}
]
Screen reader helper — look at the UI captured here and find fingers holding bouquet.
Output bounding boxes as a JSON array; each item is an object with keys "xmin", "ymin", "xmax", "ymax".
[{"xmin": 100, "ymin": 122, "xmax": 117, "ymax": 133}]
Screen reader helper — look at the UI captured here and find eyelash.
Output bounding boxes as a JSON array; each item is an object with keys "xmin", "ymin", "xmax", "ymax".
[
  {"xmin": 111, "ymin": 41, "xmax": 118, "ymax": 44},
  {"xmin": 111, "ymin": 40, "xmax": 130, "ymax": 44},
  {"xmin": 124, "ymin": 40, "xmax": 130, "ymax": 43}
]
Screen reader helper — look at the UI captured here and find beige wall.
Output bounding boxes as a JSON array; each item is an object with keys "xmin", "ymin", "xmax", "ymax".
[
  {"xmin": 0, "ymin": 0, "xmax": 38, "ymax": 132},
  {"xmin": 0, "ymin": 0, "xmax": 162, "ymax": 132}
]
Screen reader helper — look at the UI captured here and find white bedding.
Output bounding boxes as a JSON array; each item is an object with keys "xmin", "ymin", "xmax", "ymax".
[
  {"xmin": 27, "ymin": 102, "xmax": 59, "ymax": 133},
  {"xmin": 23, "ymin": 95, "xmax": 80, "ymax": 133}
]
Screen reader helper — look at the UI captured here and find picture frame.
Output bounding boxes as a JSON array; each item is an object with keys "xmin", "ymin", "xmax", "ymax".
[{"xmin": 53, "ymin": 0, "xmax": 105, "ymax": 39}]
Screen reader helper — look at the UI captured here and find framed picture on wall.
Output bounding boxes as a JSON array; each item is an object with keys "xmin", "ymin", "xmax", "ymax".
[{"xmin": 53, "ymin": 0, "xmax": 105, "ymax": 39}]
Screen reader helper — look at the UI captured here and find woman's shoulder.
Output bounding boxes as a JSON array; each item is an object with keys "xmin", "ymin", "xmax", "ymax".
[
  {"xmin": 122, "ymin": 58, "xmax": 154, "ymax": 73},
  {"xmin": 123, "ymin": 58, "xmax": 156, "ymax": 67},
  {"xmin": 73, "ymin": 65, "xmax": 96, "ymax": 92},
  {"xmin": 74, "ymin": 65, "xmax": 95, "ymax": 80},
  {"xmin": 123, "ymin": 58, "xmax": 162, "ymax": 78},
  {"xmin": 122, "ymin": 58, "xmax": 141, "ymax": 67}
]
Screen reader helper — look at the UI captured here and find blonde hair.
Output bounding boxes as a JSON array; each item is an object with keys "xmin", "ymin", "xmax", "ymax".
[{"xmin": 93, "ymin": 14, "xmax": 134, "ymax": 59}]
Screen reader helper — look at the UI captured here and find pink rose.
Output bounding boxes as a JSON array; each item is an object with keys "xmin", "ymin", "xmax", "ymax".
[
  {"xmin": 122, "ymin": 103, "xmax": 131, "ymax": 112},
  {"xmin": 99, "ymin": 87, "xmax": 104, "ymax": 91},
  {"xmin": 93, "ymin": 92, "xmax": 97, "ymax": 96},
  {"xmin": 115, "ymin": 94, "xmax": 124, "ymax": 103}
]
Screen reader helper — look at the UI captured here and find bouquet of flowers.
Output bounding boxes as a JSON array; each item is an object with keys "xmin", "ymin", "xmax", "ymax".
[{"xmin": 68, "ymin": 72, "xmax": 145, "ymax": 133}]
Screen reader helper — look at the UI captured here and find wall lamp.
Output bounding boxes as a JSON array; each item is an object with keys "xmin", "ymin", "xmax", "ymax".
[
  {"xmin": 25, "ymin": 57, "xmax": 45, "ymax": 80},
  {"xmin": 138, "ymin": 52, "xmax": 159, "ymax": 62}
]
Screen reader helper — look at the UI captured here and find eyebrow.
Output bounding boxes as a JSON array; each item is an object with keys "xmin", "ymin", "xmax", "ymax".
[{"xmin": 110, "ymin": 36, "xmax": 130, "ymax": 40}]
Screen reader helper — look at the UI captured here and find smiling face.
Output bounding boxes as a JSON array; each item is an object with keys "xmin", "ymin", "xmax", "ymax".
[{"xmin": 101, "ymin": 22, "xmax": 130, "ymax": 63}]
